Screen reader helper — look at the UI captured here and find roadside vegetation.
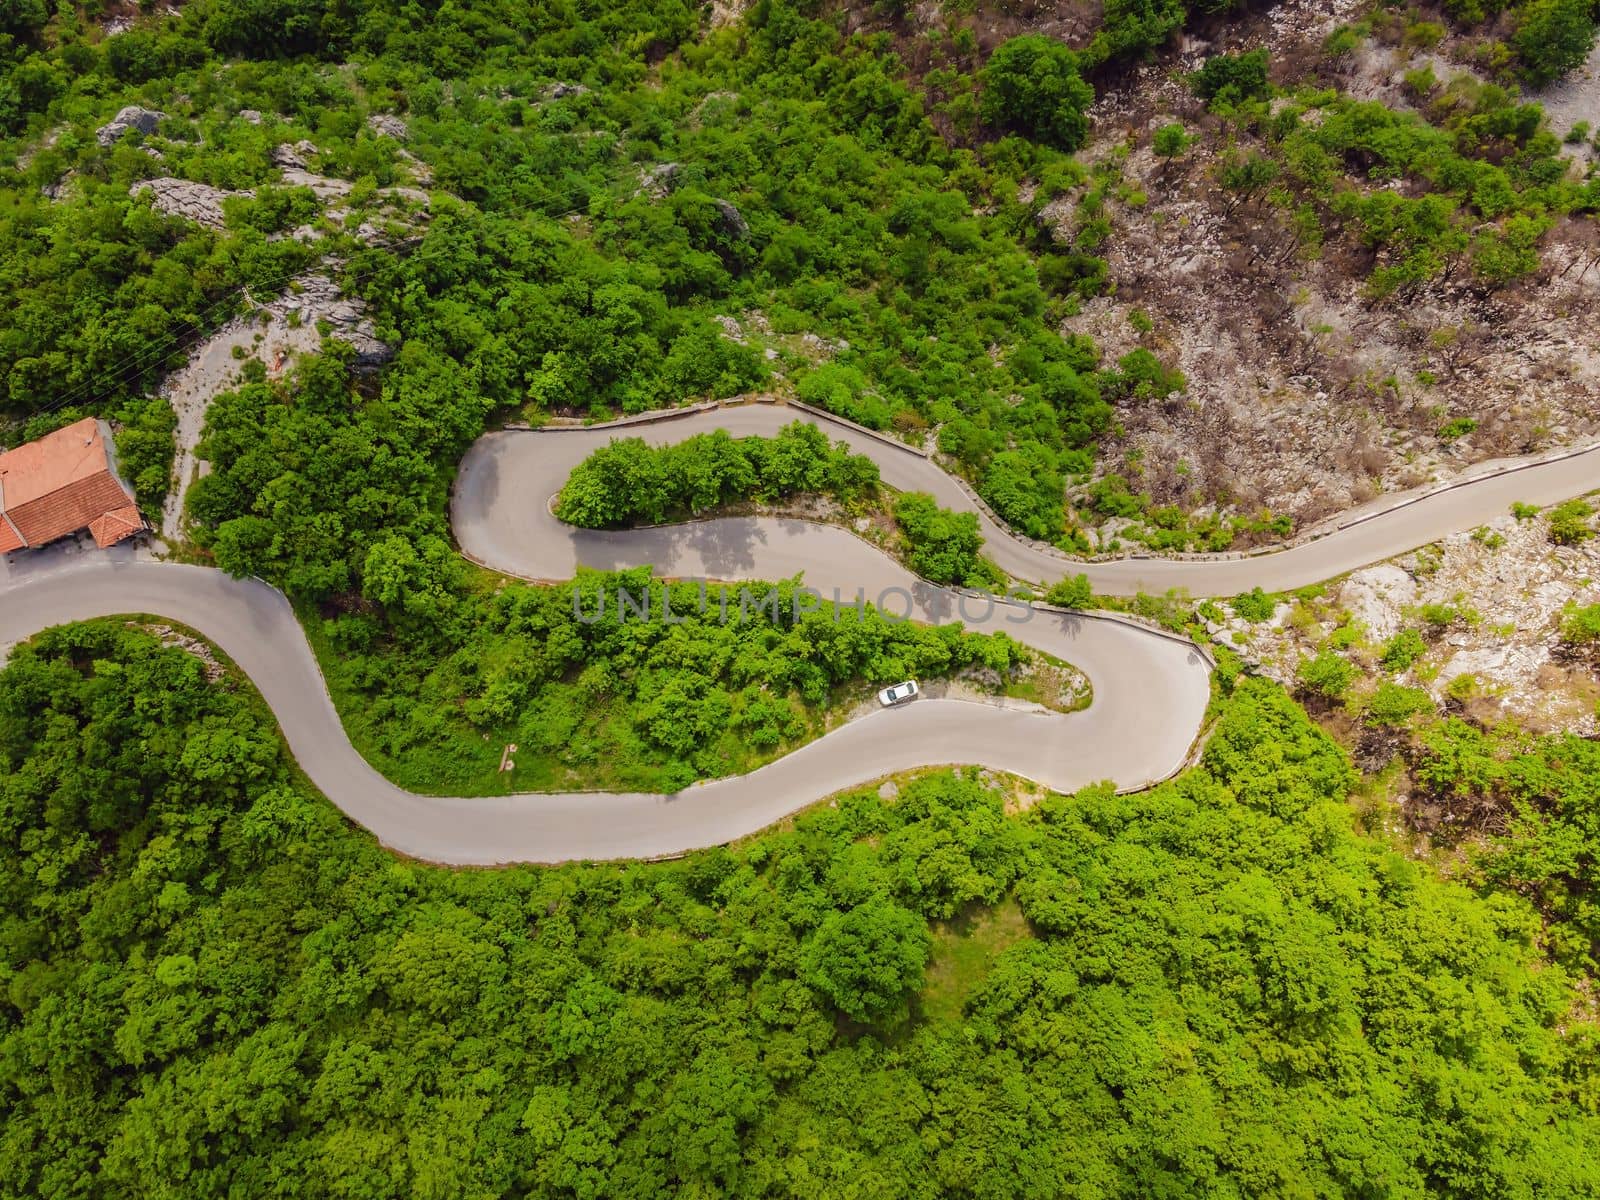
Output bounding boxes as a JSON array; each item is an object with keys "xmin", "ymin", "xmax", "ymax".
[
  {"xmin": 314, "ymin": 566, "xmax": 1044, "ymax": 796},
  {"xmin": 553, "ymin": 422, "xmax": 881, "ymax": 530},
  {"xmin": 3, "ymin": 0, "xmax": 1600, "ymax": 1188},
  {"xmin": 3, "ymin": 624, "xmax": 1598, "ymax": 1196},
  {"xmin": 555, "ymin": 421, "xmax": 1004, "ymax": 588}
]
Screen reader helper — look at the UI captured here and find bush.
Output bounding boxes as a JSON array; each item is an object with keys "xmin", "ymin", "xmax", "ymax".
[
  {"xmin": 1364, "ymin": 681, "xmax": 1434, "ymax": 727},
  {"xmin": 555, "ymin": 423, "xmax": 880, "ymax": 528},
  {"xmin": 1086, "ymin": 0, "xmax": 1189, "ymax": 64},
  {"xmin": 1231, "ymin": 587, "xmax": 1276, "ymax": 623},
  {"xmin": 1298, "ymin": 650, "xmax": 1357, "ymax": 699},
  {"xmin": 1046, "ymin": 573, "xmax": 1094, "ymax": 609},
  {"xmin": 1548, "ymin": 499, "xmax": 1596, "ymax": 546},
  {"xmin": 1193, "ymin": 49, "xmax": 1271, "ymax": 105},
  {"xmin": 1419, "ymin": 603, "xmax": 1459, "ymax": 629},
  {"xmin": 979, "ymin": 36, "xmax": 1095, "ymax": 152},
  {"xmin": 893, "ymin": 492, "xmax": 996, "ymax": 587},
  {"xmin": 1085, "ymin": 473, "xmax": 1146, "ymax": 520},
  {"xmin": 1512, "ymin": 0, "xmax": 1598, "ymax": 85},
  {"xmin": 1153, "ymin": 122, "xmax": 1190, "ymax": 158},
  {"xmin": 112, "ymin": 394, "xmax": 178, "ymax": 522},
  {"xmin": 1560, "ymin": 603, "xmax": 1600, "ymax": 647},
  {"xmin": 1104, "ymin": 348, "xmax": 1186, "ymax": 401},
  {"xmin": 1380, "ymin": 628, "xmax": 1428, "ymax": 672}
]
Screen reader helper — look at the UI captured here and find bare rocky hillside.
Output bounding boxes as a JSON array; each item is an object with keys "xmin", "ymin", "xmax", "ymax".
[{"xmin": 1061, "ymin": 0, "xmax": 1600, "ymax": 529}]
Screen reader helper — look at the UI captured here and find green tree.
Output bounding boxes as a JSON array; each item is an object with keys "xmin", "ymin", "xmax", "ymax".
[
  {"xmin": 1512, "ymin": 0, "xmax": 1598, "ymax": 85},
  {"xmin": 979, "ymin": 36, "xmax": 1095, "ymax": 152},
  {"xmin": 893, "ymin": 492, "xmax": 993, "ymax": 587},
  {"xmin": 1193, "ymin": 49, "xmax": 1271, "ymax": 105},
  {"xmin": 1153, "ymin": 121, "xmax": 1190, "ymax": 160},
  {"xmin": 1047, "ymin": 573, "xmax": 1094, "ymax": 609},
  {"xmin": 799, "ymin": 897, "xmax": 932, "ymax": 1023}
]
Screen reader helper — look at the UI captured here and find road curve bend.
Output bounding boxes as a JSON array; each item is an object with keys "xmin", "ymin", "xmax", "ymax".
[
  {"xmin": 7, "ymin": 404, "xmax": 1588, "ymax": 865},
  {"xmin": 452, "ymin": 403, "xmax": 1600, "ymax": 597},
  {"xmin": 0, "ymin": 557, "xmax": 1211, "ymax": 865}
]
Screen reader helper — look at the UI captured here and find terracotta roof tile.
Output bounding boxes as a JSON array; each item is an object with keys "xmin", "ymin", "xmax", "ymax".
[
  {"xmin": 0, "ymin": 418, "xmax": 141, "ymax": 552},
  {"xmin": 89, "ymin": 505, "xmax": 146, "ymax": 548}
]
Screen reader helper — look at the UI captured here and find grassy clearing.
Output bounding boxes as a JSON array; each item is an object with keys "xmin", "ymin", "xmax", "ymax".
[{"xmin": 920, "ymin": 897, "xmax": 1033, "ymax": 1024}]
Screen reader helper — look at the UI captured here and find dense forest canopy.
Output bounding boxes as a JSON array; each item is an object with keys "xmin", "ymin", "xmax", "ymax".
[
  {"xmin": 3, "ymin": 0, "xmax": 1595, "ymax": 557},
  {"xmin": 2, "ymin": 0, "xmax": 1599, "ymax": 1192},
  {"xmin": 3, "ymin": 624, "xmax": 1598, "ymax": 1197}
]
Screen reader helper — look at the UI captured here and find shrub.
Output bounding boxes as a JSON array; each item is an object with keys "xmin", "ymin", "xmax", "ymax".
[
  {"xmin": 1298, "ymin": 650, "xmax": 1357, "ymax": 699},
  {"xmin": 1193, "ymin": 49, "xmax": 1271, "ymax": 106},
  {"xmin": 1512, "ymin": 0, "xmax": 1598, "ymax": 85},
  {"xmin": 1047, "ymin": 573, "xmax": 1095, "ymax": 609},
  {"xmin": 1380, "ymin": 628, "xmax": 1428, "ymax": 672},
  {"xmin": 1105, "ymin": 348, "xmax": 1185, "ymax": 401},
  {"xmin": 1085, "ymin": 474, "xmax": 1145, "ymax": 520},
  {"xmin": 1419, "ymin": 603, "xmax": 1461, "ymax": 629},
  {"xmin": 1470, "ymin": 525, "xmax": 1505, "ymax": 549},
  {"xmin": 554, "ymin": 423, "xmax": 880, "ymax": 528},
  {"xmin": 1231, "ymin": 587, "xmax": 1277, "ymax": 623},
  {"xmin": 1365, "ymin": 681, "xmax": 1434, "ymax": 727},
  {"xmin": 1561, "ymin": 603, "xmax": 1600, "ymax": 647},
  {"xmin": 1153, "ymin": 122, "xmax": 1190, "ymax": 158},
  {"xmin": 1548, "ymin": 499, "xmax": 1596, "ymax": 546},
  {"xmin": 893, "ymin": 492, "xmax": 995, "ymax": 587},
  {"xmin": 1402, "ymin": 66, "xmax": 1439, "ymax": 99},
  {"xmin": 1037, "ymin": 251, "xmax": 1110, "ymax": 298}
]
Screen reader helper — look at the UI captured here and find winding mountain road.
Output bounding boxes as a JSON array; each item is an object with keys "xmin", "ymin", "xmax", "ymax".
[
  {"xmin": 455, "ymin": 402, "xmax": 1600, "ymax": 596},
  {"xmin": 1, "ymin": 402, "xmax": 1593, "ymax": 865}
]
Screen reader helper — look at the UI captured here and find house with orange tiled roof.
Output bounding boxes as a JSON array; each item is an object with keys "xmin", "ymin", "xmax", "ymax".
[{"xmin": 0, "ymin": 418, "xmax": 146, "ymax": 555}]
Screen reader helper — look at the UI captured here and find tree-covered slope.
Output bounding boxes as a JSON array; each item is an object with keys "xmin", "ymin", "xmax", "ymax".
[{"xmin": 2, "ymin": 623, "xmax": 1596, "ymax": 1197}]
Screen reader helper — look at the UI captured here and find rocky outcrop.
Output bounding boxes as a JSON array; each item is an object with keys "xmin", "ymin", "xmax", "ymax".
[
  {"xmin": 638, "ymin": 162, "xmax": 681, "ymax": 198},
  {"xmin": 1335, "ymin": 565, "xmax": 1417, "ymax": 643},
  {"xmin": 365, "ymin": 113, "xmax": 408, "ymax": 140},
  {"xmin": 714, "ymin": 198, "xmax": 749, "ymax": 240},
  {"xmin": 96, "ymin": 106, "xmax": 164, "ymax": 146},
  {"xmin": 238, "ymin": 109, "xmax": 265, "ymax": 125},
  {"xmin": 158, "ymin": 271, "xmax": 392, "ymax": 541},
  {"xmin": 546, "ymin": 82, "xmax": 590, "ymax": 99},
  {"xmin": 128, "ymin": 165, "xmax": 427, "ymax": 242},
  {"xmin": 396, "ymin": 148, "xmax": 433, "ymax": 185},
  {"xmin": 270, "ymin": 140, "xmax": 318, "ymax": 169},
  {"xmin": 130, "ymin": 178, "xmax": 240, "ymax": 228},
  {"xmin": 278, "ymin": 274, "xmax": 392, "ymax": 369}
]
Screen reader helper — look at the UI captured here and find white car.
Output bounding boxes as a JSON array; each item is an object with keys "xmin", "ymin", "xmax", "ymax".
[{"xmin": 877, "ymin": 680, "xmax": 919, "ymax": 707}]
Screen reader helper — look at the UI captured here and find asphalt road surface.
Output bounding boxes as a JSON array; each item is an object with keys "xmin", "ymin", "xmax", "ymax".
[
  {"xmin": 454, "ymin": 402, "xmax": 1600, "ymax": 596},
  {"xmin": 2, "ymin": 404, "xmax": 1593, "ymax": 864},
  {"xmin": 0, "ymin": 556, "xmax": 1209, "ymax": 864}
]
